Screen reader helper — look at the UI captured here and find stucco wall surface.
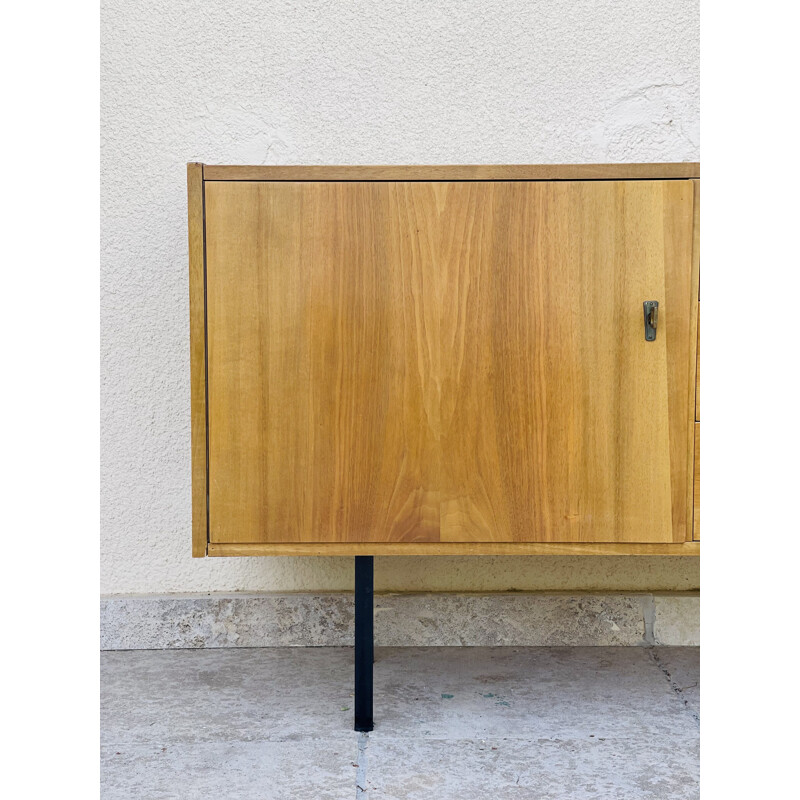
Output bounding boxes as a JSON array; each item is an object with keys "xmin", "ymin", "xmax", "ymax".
[{"xmin": 101, "ymin": 0, "xmax": 699, "ymax": 594}]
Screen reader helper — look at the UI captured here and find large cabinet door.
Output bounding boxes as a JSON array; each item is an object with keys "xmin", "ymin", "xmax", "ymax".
[{"xmin": 205, "ymin": 180, "xmax": 696, "ymax": 544}]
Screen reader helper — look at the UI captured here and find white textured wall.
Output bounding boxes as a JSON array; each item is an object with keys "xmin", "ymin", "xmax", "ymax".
[{"xmin": 101, "ymin": 0, "xmax": 699, "ymax": 594}]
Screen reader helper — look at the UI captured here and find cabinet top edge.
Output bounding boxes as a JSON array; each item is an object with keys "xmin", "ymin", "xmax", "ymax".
[{"xmin": 195, "ymin": 163, "xmax": 700, "ymax": 182}]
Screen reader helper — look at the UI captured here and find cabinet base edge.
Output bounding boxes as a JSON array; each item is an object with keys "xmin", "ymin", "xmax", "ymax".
[{"xmin": 206, "ymin": 542, "xmax": 700, "ymax": 557}]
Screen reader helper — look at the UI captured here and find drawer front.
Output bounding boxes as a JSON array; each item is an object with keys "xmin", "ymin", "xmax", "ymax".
[{"xmin": 205, "ymin": 179, "xmax": 696, "ymax": 544}]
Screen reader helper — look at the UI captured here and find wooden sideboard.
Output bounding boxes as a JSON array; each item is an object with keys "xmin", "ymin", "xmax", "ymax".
[
  {"xmin": 188, "ymin": 163, "xmax": 699, "ymax": 559},
  {"xmin": 188, "ymin": 163, "xmax": 700, "ymax": 729}
]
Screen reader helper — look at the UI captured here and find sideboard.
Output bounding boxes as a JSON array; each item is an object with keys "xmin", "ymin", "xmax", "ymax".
[{"xmin": 187, "ymin": 163, "xmax": 700, "ymax": 729}]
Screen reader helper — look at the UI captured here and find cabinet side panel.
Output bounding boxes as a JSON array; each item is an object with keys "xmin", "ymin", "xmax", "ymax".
[{"xmin": 188, "ymin": 163, "xmax": 208, "ymax": 556}]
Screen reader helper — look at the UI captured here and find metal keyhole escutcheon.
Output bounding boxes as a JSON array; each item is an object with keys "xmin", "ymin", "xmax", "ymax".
[{"xmin": 643, "ymin": 301, "xmax": 659, "ymax": 341}]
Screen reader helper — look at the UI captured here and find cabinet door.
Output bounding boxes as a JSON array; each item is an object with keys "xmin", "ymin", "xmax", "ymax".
[{"xmin": 206, "ymin": 180, "xmax": 696, "ymax": 544}]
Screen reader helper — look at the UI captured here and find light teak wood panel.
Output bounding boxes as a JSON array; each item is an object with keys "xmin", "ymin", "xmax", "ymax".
[
  {"xmin": 203, "ymin": 163, "xmax": 700, "ymax": 182},
  {"xmin": 208, "ymin": 542, "xmax": 700, "ymax": 556},
  {"xmin": 439, "ymin": 180, "xmax": 695, "ymax": 544},
  {"xmin": 693, "ymin": 423, "xmax": 700, "ymax": 540},
  {"xmin": 695, "ymin": 304, "xmax": 700, "ymax": 421},
  {"xmin": 187, "ymin": 163, "xmax": 207, "ymax": 557},
  {"xmin": 205, "ymin": 180, "xmax": 696, "ymax": 544},
  {"xmin": 207, "ymin": 181, "xmax": 442, "ymax": 544}
]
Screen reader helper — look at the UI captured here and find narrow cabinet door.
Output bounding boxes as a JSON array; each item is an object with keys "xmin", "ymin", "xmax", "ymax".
[
  {"xmin": 206, "ymin": 181, "xmax": 443, "ymax": 544},
  {"xmin": 438, "ymin": 180, "xmax": 696, "ymax": 544},
  {"xmin": 205, "ymin": 180, "xmax": 696, "ymax": 544}
]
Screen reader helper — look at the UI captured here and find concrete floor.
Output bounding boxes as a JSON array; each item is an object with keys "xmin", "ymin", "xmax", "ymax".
[{"xmin": 101, "ymin": 646, "xmax": 699, "ymax": 799}]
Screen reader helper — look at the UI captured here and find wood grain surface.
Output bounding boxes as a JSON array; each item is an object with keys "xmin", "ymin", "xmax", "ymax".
[
  {"xmin": 203, "ymin": 163, "xmax": 700, "ymax": 182},
  {"xmin": 205, "ymin": 180, "xmax": 696, "ymax": 544},
  {"xmin": 693, "ymin": 422, "xmax": 700, "ymax": 540},
  {"xmin": 696, "ymin": 307, "xmax": 700, "ymax": 422},
  {"xmin": 207, "ymin": 542, "xmax": 701, "ymax": 556},
  {"xmin": 187, "ymin": 163, "xmax": 207, "ymax": 557}
]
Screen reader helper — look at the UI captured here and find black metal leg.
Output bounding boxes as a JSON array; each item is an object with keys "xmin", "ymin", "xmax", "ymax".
[{"xmin": 354, "ymin": 555, "xmax": 374, "ymax": 732}]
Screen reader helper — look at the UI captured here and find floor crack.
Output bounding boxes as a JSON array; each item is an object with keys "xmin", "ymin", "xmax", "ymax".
[
  {"xmin": 650, "ymin": 649, "xmax": 700, "ymax": 727},
  {"xmin": 355, "ymin": 731, "xmax": 369, "ymax": 798}
]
